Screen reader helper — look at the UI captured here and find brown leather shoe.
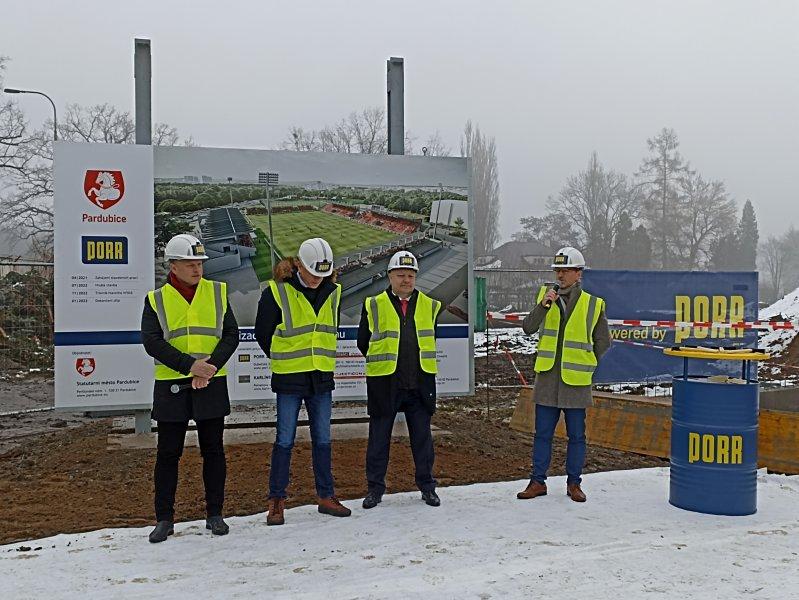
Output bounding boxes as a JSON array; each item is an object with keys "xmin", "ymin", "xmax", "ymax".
[
  {"xmin": 567, "ymin": 483, "xmax": 587, "ymax": 502},
  {"xmin": 317, "ymin": 496, "xmax": 352, "ymax": 517},
  {"xmin": 267, "ymin": 497, "xmax": 286, "ymax": 525},
  {"xmin": 517, "ymin": 480, "xmax": 547, "ymax": 499}
]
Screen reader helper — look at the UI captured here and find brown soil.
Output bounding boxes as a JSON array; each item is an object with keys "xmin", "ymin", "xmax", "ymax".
[{"xmin": 0, "ymin": 381, "xmax": 668, "ymax": 546}]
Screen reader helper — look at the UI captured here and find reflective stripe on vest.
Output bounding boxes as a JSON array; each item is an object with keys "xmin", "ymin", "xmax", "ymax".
[
  {"xmin": 146, "ymin": 278, "xmax": 227, "ymax": 380},
  {"xmin": 268, "ymin": 280, "xmax": 341, "ymax": 374},
  {"xmin": 533, "ymin": 285, "xmax": 604, "ymax": 386},
  {"xmin": 365, "ymin": 291, "xmax": 441, "ymax": 376}
]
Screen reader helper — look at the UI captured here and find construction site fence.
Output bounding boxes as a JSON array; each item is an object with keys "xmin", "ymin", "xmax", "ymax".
[{"xmin": 0, "ymin": 260, "xmax": 54, "ymax": 377}]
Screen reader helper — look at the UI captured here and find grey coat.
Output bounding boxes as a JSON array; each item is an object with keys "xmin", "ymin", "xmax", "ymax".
[{"xmin": 522, "ymin": 281, "xmax": 611, "ymax": 409}]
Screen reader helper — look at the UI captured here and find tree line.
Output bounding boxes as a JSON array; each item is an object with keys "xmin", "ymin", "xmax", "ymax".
[
  {"xmin": 283, "ymin": 111, "xmax": 500, "ymax": 256},
  {"xmin": 0, "ymin": 56, "xmax": 192, "ymax": 260},
  {"xmin": 513, "ymin": 128, "xmax": 762, "ymax": 287}
]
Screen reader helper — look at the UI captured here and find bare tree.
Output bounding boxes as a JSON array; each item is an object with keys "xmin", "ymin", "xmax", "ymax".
[
  {"xmin": 0, "ymin": 126, "xmax": 54, "ymax": 252},
  {"xmin": 56, "ymin": 103, "xmax": 188, "ymax": 147},
  {"xmin": 420, "ymin": 131, "xmax": 451, "ymax": 157},
  {"xmin": 461, "ymin": 120, "xmax": 500, "ymax": 255},
  {"xmin": 760, "ymin": 234, "xmax": 791, "ymax": 302},
  {"xmin": 676, "ymin": 173, "xmax": 736, "ymax": 269},
  {"xmin": 283, "ymin": 126, "xmax": 321, "ymax": 152},
  {"xmin": 152, "ymin": 122, "xmax": 179, "ymax": 146},
  {"xmin": 636, "ymin": 128, "xmax": 693, "ymax": 269},
  {"xmin": 1, "ymin": 85, "xmax": 191, "ymax": 257},
  {"xmin": 59, "ymin": 103, "xmax": 135, "ymax": 143},
  {"xmin": 546, "ymin": 152, "xmax": 642, "ymax": 267},
  {"xmin": 511, "ymin": 213, "xmax": 578, "ymax": 251},
  {"xmin": 0, "ymin": 57, "xmax": 32, "ymax": 175},
  {"xmin": 282, "ymin": 107, "xmax": 440, "ymax": 157},
  {"xmin": 348, "ymin": 107, "xmax": 387, "ymax": 154},
  {"xmin": 284, "ymin": 107, "xmax": 390, "ymax": 155}
]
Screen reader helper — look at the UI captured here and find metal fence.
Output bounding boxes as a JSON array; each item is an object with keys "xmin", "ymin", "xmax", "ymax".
[
  {"xmin": 474, "ymin": 268, "xmax": 551, "ymax": 313},
  {"xmin": 0, "ymin": 260, "xmax": 54, "ymax": 377}
]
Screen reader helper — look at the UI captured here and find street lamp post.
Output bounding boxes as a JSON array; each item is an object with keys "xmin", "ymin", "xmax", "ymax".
[
  {"xmin": 258, "ymin": 172, "xmax": 279, "ymax": 271},
  {"xmin": 3, "ymin": 87, "xmax": 58, "ymax": 141}
]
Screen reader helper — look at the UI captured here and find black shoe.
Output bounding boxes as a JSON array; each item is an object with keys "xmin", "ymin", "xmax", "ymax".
[
  {"xmin": 148, "ymin": 520, "xmax": 174, "ymax": 543},
  {"xmin": 362, "ymin": 491, "xmax": 383, "ymax": 509},
  {"xmin": 421, "ymin": 490, "xmax": 440, "ymax": 507},
  {"xmin": 205, "ymin": 515, "xmax": 229, "ymax": 536}
]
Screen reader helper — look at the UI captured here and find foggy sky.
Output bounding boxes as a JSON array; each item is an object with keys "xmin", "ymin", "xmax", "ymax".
[{"xmin": 3, "ymin": 0, "xmax": 798, "ymax": 243}]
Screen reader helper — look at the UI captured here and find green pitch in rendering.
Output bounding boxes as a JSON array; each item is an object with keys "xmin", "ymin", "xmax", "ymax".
[{"xmin": 248, "ymin": 210, "xmax": 398, "ymax": 280}]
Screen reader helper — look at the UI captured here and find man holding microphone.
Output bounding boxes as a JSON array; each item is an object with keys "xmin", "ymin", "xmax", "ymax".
[{"xmin": 517, "ymin": 247, "xmax": 611, "ymax": 503}]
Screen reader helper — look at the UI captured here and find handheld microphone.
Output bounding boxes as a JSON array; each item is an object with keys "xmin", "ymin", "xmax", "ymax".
[{"xmin": 543, "ymin": 283, "xmax": 560, "ymax": 309}]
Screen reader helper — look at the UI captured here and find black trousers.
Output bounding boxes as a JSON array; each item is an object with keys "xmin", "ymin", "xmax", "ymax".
[
  {"xmin": 154, "ymin": 417, "xmax": 226, "ymax": 522},
  {"xmin": 366, "ymin": 389, "xmax": 436, "ymax": 495}
]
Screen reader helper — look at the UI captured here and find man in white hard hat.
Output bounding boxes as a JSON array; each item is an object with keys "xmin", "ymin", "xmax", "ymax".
[
  {"xmin": 357, "ymin": 250, "xmax": 442, "ymax": 509},
  {"xmin": 254, "ymin": 237, "xmax": 351, "ymax": 525},
  {"xmin": 141, "ymin": 233, "xmax": 240, "ymax": 542},
  {"xmin": 517, "ymin": 246, "xmax": 611, "ymax": 503}
]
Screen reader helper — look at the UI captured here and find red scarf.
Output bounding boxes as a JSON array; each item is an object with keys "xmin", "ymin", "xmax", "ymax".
[{"xmin": 168, "ymin": 272, "xmax": 197, "ymax": 303}]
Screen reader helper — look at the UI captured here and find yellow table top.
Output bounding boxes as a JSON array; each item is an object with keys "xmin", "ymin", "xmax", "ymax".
[{"xmin": 663, "ymin": 347, "xmax": 770, "ymax": 361}]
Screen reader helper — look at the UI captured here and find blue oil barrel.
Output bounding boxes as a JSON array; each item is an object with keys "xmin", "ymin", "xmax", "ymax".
[{"xmin": 670, "ymin": 377, "xmax": 758, "ymax": 516}]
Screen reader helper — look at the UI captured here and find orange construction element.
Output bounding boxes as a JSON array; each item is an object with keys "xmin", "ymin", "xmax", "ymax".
[{"xmin": 509, "ymin": 387, "xmax": 799, "ymax": 474}]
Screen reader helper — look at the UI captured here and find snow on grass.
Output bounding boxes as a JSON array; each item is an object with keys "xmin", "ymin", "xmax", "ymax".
[
  {"xmin": 2, "ymin": 469, "xmax": 797, "ymax": 599},
  {"xmin": 474, "ymin": 327, "xmax": 537, "ymax": 357}
]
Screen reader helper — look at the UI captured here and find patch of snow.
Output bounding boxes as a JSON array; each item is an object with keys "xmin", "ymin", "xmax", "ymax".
[
  {"xmin": 759, "ymin": 285, "xmax": 799, "ymax": 357},
  {"xmin": 2, "ymin": 469, "xmax": 797, "ymax": 599},
  {"xmin": 474, "ymin": 327, "xmax": 537, "ymax": 357}
]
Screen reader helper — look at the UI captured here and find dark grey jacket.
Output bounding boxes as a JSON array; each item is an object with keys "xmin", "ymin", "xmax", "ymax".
[{"xmin": 522, "ymin": 281, "xmax": 611, "ymax": 409}]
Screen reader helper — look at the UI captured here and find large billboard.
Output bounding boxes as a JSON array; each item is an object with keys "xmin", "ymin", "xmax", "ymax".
[
  {"xmin": 582, "ymin": 270, "xmax": 759, "ymax": 383},
  {"xmin": 54, "ymin": 143, "xmax": 472, "ymax": 409},
  {"xmin": 53, "ymin": 143, "xmax": 155, "ymax": 410}
]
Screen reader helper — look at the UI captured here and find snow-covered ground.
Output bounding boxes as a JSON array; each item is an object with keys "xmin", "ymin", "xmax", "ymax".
[
  {"xmin": 475, "ymin": 327, "xmax": 537, "ymax": 357},
  {"xmin": 759, "ymin": 286, "xmax": 799, "ymax": 358},
  {"xmin": 2, "ymin": 468, "xmax": 797, "ymax": 599}
]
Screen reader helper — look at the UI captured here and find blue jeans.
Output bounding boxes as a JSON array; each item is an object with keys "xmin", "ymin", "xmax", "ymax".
[
  {"xmin": 531, "ymin": 404, "xmax": 586, "ymax": 485},
  {"xmin": 269, "ymin": 391, "xmax": 334, "ymax": 498}
]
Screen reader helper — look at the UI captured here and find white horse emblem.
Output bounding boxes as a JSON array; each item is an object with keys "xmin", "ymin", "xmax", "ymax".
[{"xmin": 85, "ymin": 171, "xmax": 122, "ymax": 208}]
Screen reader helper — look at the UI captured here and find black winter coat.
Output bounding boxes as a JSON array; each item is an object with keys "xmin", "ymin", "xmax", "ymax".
[
  {"xmin": 141, "ymin": 282, "xmax": 240, "ymax": 422},
  {"xmin": 357, "ymin": 288, "xmax": 439, "ymax": 417},
  {"xmin": 253, "ymin": 270, "xmax": 339, "ymax": 395}
]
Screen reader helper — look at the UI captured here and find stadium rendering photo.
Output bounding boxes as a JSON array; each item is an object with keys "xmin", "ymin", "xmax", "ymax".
[{"xmin": 152, "ymin": 147, "xmax": 470, "ymax": 326}]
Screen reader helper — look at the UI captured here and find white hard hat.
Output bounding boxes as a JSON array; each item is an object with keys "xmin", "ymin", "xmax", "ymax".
[
  {"xmin": 388, "ymin": 250, "xmax": 419, "ymax": 272},
  {"xmin": 551, "ymin": 246, "xmax": 586, "ymax": 269},
  {"xmin": 298, "ymin": 238, "xmax": 334, "ymax": 277},
  {"xmin": 164, "ymin": 233, "xmax": 209, "ymax": 261}
]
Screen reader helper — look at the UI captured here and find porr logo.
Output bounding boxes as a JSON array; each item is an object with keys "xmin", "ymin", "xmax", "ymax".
[
  {"xmin": 76, "ymin": 357, "xmax": 96, "ymax": 377},
  {"xmin": 84, "ymin": 170, "xmax": 125, "ymax": 210}
]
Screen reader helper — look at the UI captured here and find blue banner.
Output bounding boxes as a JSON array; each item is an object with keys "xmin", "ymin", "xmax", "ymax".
[{"xmin": 581, "ymin": 270, "xmax": 759, "ymax": 383}]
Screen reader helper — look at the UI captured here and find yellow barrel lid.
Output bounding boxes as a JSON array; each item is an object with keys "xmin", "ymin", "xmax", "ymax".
[{"xmin": 663, "ymin": 346, "xmax": 770, "ymax": 361}]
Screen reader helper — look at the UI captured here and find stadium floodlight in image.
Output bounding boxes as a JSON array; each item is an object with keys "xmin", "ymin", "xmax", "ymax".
[
  {"xmin": 258, "ymin": 172, "xmax": 279, "ymax": 186},
  {"xmin": 257, "ymin": 172, "xmax": 280, "ymax": 268}
]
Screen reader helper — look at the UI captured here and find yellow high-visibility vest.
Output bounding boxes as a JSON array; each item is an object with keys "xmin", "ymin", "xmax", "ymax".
[
  {"xmin": 268, "ymin": 280, "xmax": 341, "ymax": 374},
  {"xmin": 147, "ymin": 278, "xmax": 228, "ymax": 380},
  {"xmin": 365, "ymin": 290, "xmax": 441, "ymax": 376},
  {"xmin": 533, "ymin": 285, "xmax": 604, "ymax": 386}
]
